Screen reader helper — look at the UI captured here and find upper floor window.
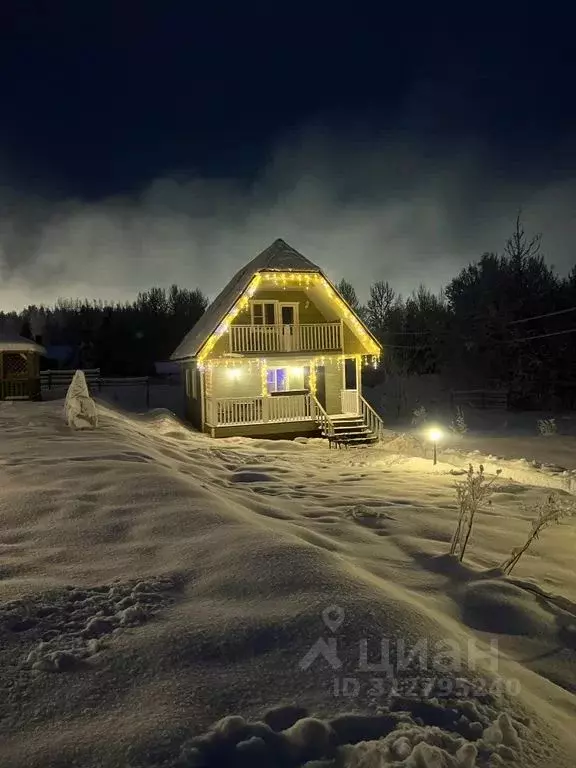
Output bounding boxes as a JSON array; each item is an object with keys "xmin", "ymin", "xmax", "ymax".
[
  {"xmin": 250, "ymin": 301, "xmax": 300, "ymax": 326},
  {"xmin": 251, "ymin": 301, "xmax": 276, "ymax": 325}
]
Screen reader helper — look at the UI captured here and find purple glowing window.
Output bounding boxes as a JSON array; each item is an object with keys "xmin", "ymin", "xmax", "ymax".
[{"xmin": 267, "ymin": 368, "xmax": 287, "ymax": 392}]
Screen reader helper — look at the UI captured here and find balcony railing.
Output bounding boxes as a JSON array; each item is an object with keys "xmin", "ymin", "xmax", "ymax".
[{"xmin": 230, "ymin": 322, "xmax": 341, "ymax": 353}]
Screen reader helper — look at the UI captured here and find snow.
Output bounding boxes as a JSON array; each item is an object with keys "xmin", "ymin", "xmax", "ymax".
[{"xmin": 0, "ymin": 399, "xmax": 575, "ymax": 767}]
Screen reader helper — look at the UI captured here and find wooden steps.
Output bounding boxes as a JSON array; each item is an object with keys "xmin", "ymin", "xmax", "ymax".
[{"xmin": 319, "ymin": 414, "xmax": 379, "ymax": 448}]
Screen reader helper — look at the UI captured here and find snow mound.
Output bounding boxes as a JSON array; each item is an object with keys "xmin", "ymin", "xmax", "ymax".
[
  {"xmin": 176, "ymin": 700, "xmax": 528, "ymax": 767},
  {"xmin": 460, "ymin": 580, "xmax": 558, "ymax": 638},
  {"xmin": 381, "ymin": 433, "xmax": 427, "ymax": 457},
  {"xmin": 379, "ymin": 433, "xmax": 576, "ymax": 496},
  {"xmin": 64, "ymin": 370, "xmax": 98, "ymax": 429}
]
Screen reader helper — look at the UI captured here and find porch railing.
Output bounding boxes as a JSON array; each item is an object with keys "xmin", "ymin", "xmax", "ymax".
[
  {"xmin": 340, "ymin": 389, "xmax": 359, "ymax": 414},
  {"xmin": 359, "ymin": 394, "xmax": 385, "ymax": 440},
  {"xmin": 206, "ymin": 393, "xmax": 313, "ymax": 426},
  {"xmin": 229, "ymin": 323, "xmax": 342, "ymax": 353}
]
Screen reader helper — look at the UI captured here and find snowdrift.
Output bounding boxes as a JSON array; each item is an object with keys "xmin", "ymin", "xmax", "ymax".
[{"xmin": 0, "ymin": 402, "xmax": 574, "ymax": 767}]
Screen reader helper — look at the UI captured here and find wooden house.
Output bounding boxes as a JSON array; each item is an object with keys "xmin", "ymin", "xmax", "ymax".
[
  {"xmin": 171, "ymin": 239, "xmax": 385, "ymax": 443},
  {"xmin": 0, "ymin": 334, "xmax": 45, "ymax": 401}
]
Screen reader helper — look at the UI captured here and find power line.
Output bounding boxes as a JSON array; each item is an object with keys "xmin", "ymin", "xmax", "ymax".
[
  {"xmin": 379, "ymin": 305, "xmax": 576, "ymax": 333},
  {"xmin": 381, "ymin": 326, "xmax": 576, "ymax": 346},
  {"xmin": 508, "ymin": 306, "xmax": 576, "ymax": 325},
  {"xmin": 514, "ymin": 327, "xmax": 576, "ymax": 342},
  {"xmin": 383, "ymin": 343, "xmax": 434, "ymax": 349}
]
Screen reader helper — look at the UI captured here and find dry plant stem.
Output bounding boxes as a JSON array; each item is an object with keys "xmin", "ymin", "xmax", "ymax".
[{"xmin": 501, "ymin": 494, "xmax": 576, "ymax": 574}]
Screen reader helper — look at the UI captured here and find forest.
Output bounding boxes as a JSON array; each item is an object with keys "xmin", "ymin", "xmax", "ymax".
[{"xmin": 1, "ymin": 218, "xmax": 575, "ymax": 409}]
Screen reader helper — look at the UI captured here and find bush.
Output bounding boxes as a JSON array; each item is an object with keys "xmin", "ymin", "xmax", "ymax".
[
  {"xmin": 501, "ymin": 493, "xmax": 576, "ymax": 574},
  {"xmin": 449, "ymin": 406, "xmax": 468, "ymax": 436},
  {"xmin": 537, "ymin": 417, "xmax": 557, "ymax": 436},
  {"xmin": 450, "ymin": 464, "xmax": 501, "ymax": 562},
  {"xmin": 411, "ymin": 405, "xmax": 428, "ymax": 427}
]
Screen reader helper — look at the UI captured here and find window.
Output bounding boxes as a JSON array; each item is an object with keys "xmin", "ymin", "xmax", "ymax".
[
  {"xmin": 186, "ymin": 367, "xmax": 198, "ymax": 398},
  {"xmin": 266, "ymin": 366, "xmax": 305, "ymax": 393},
  {"xmin": 267, "ymin": 368, "xmax": 287, "ymax": 393},
  {"xmin": 204, "ymin": 368, "xmax": 212, "ymax": 397},
  {"xmin": 251, "ymin": 301, "xmax": 276, "ymax": 325}
]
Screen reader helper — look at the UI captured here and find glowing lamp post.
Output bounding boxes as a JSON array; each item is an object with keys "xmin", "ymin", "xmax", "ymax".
[{"xmin": 428, "ymin": 427, "xmax": 442, "ymax": 466}]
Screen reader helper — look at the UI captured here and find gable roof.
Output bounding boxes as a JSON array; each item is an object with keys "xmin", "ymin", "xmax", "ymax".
[
  {"xmin": 171, "ymin": 238, "xmax": 379, "ymax": 360},
  {"xmin": 171, "ymin": 239, "xmax": 321, "ymax": 360},
  {"xmin": 0, "ymin": 334, "xmax": 46, "ymax": 354}
]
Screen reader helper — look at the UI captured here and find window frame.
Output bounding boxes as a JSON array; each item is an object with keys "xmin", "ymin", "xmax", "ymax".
[
  {"xmin": 266, "ymin": 365, "xmax": 306, "ymax": 393},
  {"xmin": 278, "ymin": 302, "xmax": 300, "ymax": 326},
  {"xmin": 250, "ymin": 301, "xmax": 277, "ymax": 326},
  {"xmin": 185, "ymin": 367, "xmax": 198, "ymax": 398},
  {"xmin": 249, "ymin": 300, "xmax": 301, "ymax": 327}
]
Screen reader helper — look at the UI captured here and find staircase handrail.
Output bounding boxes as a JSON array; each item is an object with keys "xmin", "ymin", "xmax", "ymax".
[
  {"xmin": 310, "ymin": 393, "xmax": 336, "ymax": 437},
  {"xmin": 359, "ymin": 394, "xmax": 385, "ymax": 440}
]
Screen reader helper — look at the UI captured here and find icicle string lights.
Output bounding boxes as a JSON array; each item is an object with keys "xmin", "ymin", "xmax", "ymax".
[
  {"xmin": 260, "ymin": 359, "xmax": 268, "ymax": 397},
  {"xmin": 198, "ymin": 353, "xmax": 379, "ymax": 372},
  {"xmin": 197, "ymin": 270, "xmax": 380, "ymax": 363}
]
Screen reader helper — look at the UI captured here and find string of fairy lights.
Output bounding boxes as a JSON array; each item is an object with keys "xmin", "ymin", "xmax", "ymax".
[
  {"xmin": 199, "ymin": 355, "xmax": 372, "ymax": 396},
  {"xmin": 196, "ymin": 270, "xmax": 381, "ymax": 365}
]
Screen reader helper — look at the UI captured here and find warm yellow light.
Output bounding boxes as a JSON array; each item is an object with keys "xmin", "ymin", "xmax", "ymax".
[
  {"xmin": 198, "ymin": 268, "xmax": 381, "ymax": 362},
  {"xmin": 260, "ymin": 359, "xmax": 268, "ymax": 396},
  {"xmin": 428, "ymin": 428, "xmax": 443, "ymax": 443},
  {"xmin": 227, "ymin": 368, "xmax": 241, "ymax": 380},
  {"xmin": 289, "ymin": 366, "xmax": 304, "ymax": 376},
  {"xmin": 309, "ymin": 359, "xmax": 317, "ymax": 394}
]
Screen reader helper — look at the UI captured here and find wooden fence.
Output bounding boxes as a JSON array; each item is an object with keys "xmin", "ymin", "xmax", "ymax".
[
  {"xmin": 40, "ymin": 369, "xmax": 180, "ymax": 408},
  {"xmin": 450, "ymin": 389, "xmax": 509, "ymax": 410},
  {"xmin": 41, "ymin": 369, "xmax": 101, "ymax": 390},
  {"xmin": 98, "ymin": 376, "xmax": 151, "ymax": 406}
]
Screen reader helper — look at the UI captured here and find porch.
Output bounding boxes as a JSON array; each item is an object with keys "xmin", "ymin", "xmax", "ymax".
[{"xmin": 204, "ymin": 390, "xmax": 361, "ymax": 427}]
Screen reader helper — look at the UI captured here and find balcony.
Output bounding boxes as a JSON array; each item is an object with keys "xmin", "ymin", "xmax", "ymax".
[{"xmin": 229, "ymin": 322, "xmax": 342, "ymax": 354}]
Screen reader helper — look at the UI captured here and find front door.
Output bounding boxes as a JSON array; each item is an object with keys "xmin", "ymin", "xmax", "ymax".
[
  {"xmin": 344, "ymin": 358, "xmax": 357, "ymax": 389},
  {"xmin": 280, "ymin": 304, "xmax": 298, "ymax": 351},
  {"xmin": 315, "ymin": 365, "xmax": 326, "ymax": 410},
  {"xmin": 341, "ymin": 357, "xmax": 359, "ymax": 413}
]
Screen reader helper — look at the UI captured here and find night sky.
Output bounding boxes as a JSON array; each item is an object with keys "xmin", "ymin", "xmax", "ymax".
[{"xmin": 1, "ymin": 3, "xmax": 575, "ymax": 309}]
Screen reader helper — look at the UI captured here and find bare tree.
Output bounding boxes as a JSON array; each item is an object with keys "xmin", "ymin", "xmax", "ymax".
[
  {"xmin": 365, "ymin": 280, "xmax": 396, "ymax": 336},
  {"xmin": 504, "ymin": 211, "xmax": 542, "ymax": 265}
]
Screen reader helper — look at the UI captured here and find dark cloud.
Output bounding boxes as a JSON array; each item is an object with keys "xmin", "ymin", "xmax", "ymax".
[{"xmin": 1, "ymin": 127, "xmax": 575, "ymax": 312}]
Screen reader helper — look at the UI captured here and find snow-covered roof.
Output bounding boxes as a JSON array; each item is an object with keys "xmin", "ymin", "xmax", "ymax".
[
  {"xmin": 171, "ymin": 239, "xmax": 323, "ymax": 360},
  {"xmin": 0, "ymin": 334, "xmax": 46, "ymax": 354}
]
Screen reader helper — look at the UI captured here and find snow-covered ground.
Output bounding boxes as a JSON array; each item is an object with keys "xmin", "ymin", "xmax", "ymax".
[{"xmin": 0, "ymin": 400, "xmax": 575, "ymax": 767}]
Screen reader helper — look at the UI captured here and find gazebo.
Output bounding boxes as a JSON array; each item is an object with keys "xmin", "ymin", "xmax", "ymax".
[{"xmin": 0, "ymin": 334, "xmax": 46, "ymax": 401}]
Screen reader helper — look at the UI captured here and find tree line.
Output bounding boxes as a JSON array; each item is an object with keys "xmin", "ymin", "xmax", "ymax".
[
  {"xmin": 336, "ymin": 216, "xmax": 576, "ymax": 409},
  {"xmin": 1, "ymin": 216, "xmax": 575, "ymax": 407},
  {"xmin": 0, "ymin": 286, "xmax": 208, "ymax": 376}
]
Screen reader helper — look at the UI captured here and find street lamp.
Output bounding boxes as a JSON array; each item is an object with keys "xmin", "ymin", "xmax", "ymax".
[{"xmin": 428, "ymin": 427, "xmax": 443, "ymax": 465}]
